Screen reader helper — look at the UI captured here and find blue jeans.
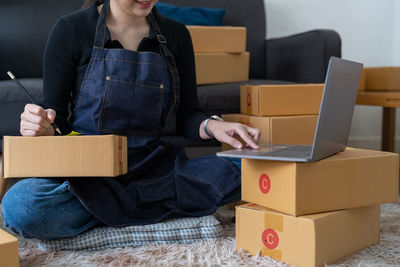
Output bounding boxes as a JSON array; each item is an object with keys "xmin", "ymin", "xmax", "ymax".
[
  {"xmin": 1, "ymin": 159, "xmax": 241, "ymax": 240},
  {"xmin": 2, "ymin": 178, "xmax": 102, "ymax": 240}
]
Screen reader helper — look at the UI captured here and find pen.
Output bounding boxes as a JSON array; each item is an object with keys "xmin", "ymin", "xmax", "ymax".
[{"xmin": 7, "ymin": 71, "xmax": 62, "ymax": 135}]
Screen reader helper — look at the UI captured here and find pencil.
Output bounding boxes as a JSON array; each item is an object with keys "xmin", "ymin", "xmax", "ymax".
[{"xmin": 7, "ymin": 71, "xmax": 62, "ymax": 135}]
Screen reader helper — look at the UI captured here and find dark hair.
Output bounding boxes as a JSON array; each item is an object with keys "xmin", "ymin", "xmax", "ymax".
[{"xmin": 82, "ymin": 0, "xmax": 101, "ymax": 9}]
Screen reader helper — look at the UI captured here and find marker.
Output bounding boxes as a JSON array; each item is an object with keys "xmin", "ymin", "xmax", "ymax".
[{"xmin": 7, "ymin": 71, "xmax": 62, "ymax": 135}]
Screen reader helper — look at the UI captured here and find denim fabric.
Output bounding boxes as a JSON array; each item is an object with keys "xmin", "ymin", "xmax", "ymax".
[
  {"xmin": 71, "ymin": 49, "xmax": 172, "ymax": 138},
  {"xmin": 229, "ymin": 158, "xmax": 241, "ymax": 170},
  {"xmin": 67, "ymin": 149, "xmax": 241, "ymax": 227},
  {"xmin": 2, "ymin": 178, "xmax": 102, "ymax": 240}
]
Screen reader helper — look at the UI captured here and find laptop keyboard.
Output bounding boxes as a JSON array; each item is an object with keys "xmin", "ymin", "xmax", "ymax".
[{"xmin": 263, "ymin": 145, "xmax": 312, "ymax": 158}]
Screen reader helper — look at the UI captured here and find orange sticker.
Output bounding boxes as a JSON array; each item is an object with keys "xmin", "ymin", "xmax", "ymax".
[
  {"xmin": 262, "ymin": 228, "xmax": 279, "ymax": 249},
  {"xmin": 259, "ymin": 174, "xmax": 271, "ymax": 194}
]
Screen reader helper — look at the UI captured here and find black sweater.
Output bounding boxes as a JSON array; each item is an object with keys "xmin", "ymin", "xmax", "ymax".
[{"xmin": 41, "ymin": 0, "xmax": 207, "ymax": 140}]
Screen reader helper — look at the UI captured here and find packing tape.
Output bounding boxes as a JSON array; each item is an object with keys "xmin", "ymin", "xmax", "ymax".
[
  {"xmin": 246, "ymin": 87, "xmax": 252, "ymax": 114},
  {"xmin": 261, "ymin": 213, "xmax": 283, "ymax": 260}
]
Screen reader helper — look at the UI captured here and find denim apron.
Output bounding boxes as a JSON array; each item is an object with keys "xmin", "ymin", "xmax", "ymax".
[{"xmin": 67, "ymin": 0, "xmax": 241, "ymax": 227}]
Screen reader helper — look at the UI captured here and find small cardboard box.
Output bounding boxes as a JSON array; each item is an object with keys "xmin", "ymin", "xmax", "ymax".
[
  {"xmin": 0, "ymin": 229, "xmax": 19, "ymax": 267},
  {"xmin": 236, "ymin": 204, "xmax": 380, "ymax": 267},
  {"xmin": 365, "ymin": 67, "xmax": 400, "ymax": 91},
  {"xmin": 240, "ymin": 84, "xmax": 324, "ymax": 116},
  {"xmin": 187, "ymin": 26, "xmax": 246, "ymax": 53},
  {"xmin": 221, "ymin": 114, "xmax": 317, "ymax": 150},
  {"xmin": 3, "ymin": 135, "xmax": 127, "ymax": 178},
  {"xmin": 358, "ymin": 68, "xmax": 366, "ymax": 91},
  {"xmin": 242, "ymin": 147, "xmax": 398, "ymax": 216},
  {"xmin": 195, "ymin": 52, "xmax": 250, "ymax": 85}
]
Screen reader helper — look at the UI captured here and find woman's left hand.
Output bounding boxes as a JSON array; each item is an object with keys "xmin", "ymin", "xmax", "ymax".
[{"xmin": 201, "ymin": 120, "xmax": 261, "ymax": 150}]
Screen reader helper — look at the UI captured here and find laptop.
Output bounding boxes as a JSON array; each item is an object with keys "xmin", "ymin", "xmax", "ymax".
[{"xmin": 216, "ymin": 57, "xmax": 363, "ymax": 162}]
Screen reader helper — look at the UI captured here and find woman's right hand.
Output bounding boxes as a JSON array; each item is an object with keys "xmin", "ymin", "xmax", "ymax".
[{"xmin": 20, "ymin": 104, "xmax": 56, "ymax": 136}]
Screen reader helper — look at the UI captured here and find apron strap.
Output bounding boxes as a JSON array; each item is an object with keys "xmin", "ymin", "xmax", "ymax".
[
  {"xmin": 94, "ymin": 0, "xmax": 110, "ymax": 48},
  {"xmin": 148, "ymin": 12, "xmax": 180, "ymax": 114}
]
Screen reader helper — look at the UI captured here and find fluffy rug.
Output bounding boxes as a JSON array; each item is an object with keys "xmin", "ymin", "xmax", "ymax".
[{"xmin": 1, "ymin": 201, "xmax": 400, "ymax": 267}]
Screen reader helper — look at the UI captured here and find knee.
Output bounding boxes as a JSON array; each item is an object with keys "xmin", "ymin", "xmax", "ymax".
[{"xmin": 1, "ymin": 179, "xmax": 68, "ymax": 239}]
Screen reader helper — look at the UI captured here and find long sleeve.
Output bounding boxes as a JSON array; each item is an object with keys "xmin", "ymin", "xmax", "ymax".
[
  {"xmin": 175, "ymin": 26, "xmax": 207, "ymax": 141},
  {"xmin": 41, "ymin": 17, "xmax": 80, "ymax": 135}
]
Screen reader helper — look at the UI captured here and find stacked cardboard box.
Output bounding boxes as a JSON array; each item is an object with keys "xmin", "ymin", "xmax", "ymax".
[
  {"xmin": 222, "ymin": 84, "xmax": 324, "ymax": 150},
  {"xmin": 0, "ymin": 229, "xmax": 18, "ymax": 267},
  {"xmin": 229, "ymin": 84, "xmax": 399, "ymax": 267},
  {"xmin": 187, "ymin": 26, "xmax": 250, "ymax": 85}
]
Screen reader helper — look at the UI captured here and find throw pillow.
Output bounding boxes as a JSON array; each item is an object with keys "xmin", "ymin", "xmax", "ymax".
[{"xmin": 155, "ymin": 3, "xmax": 225, "ymax": 26}]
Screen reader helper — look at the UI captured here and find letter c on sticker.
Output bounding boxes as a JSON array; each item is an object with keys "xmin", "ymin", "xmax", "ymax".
[
  {"xmin": 259, "ymin": 174, "xmax": 271, "ymax": 194},
  {"xmin": 262, "ymin": 228, "xmax": 279, "ymax": 249},
  {"xmin": 247, "ymin": 93, "xmax": 251, "ymax": 106}
]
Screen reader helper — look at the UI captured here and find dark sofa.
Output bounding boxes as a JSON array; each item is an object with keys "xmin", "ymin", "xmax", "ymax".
[{"xmin": 0, "ymin": 0, "xmax": 341, "ymax": 156}]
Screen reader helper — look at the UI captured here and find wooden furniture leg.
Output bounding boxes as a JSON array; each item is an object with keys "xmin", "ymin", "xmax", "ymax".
[{"xmin": 382, "ymin": 107, "xmax": 396, "ymax": 152}]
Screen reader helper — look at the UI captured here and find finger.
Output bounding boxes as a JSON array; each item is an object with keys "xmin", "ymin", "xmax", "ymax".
[
  {"xmin": 20, "ymin": 120, "xmax": 47, "ymax": 135},
  {"xmin": 20, "ymin": 129, "xmax": 39, "ymax": 136},
  {"xmin": 46, "ymin": 109, "xmax": 56, "ymax": 122},
  {"xmin": 26, "ymin": 104, "xmax": 48, "ymax": 119},
  {"xmin": 216, "ymin": 132, "xmax": 243, "ymax": 149},
  {"xmin": 245, "ymin": 126, "xmax": 262, "ymax": 144},
  {"xmin": 21, "ymin": 112, "xmax": 51, "ymax": 129},
  {"xmin": 234, "ymin": 126, "xmax": 259, "ymax": 149}
]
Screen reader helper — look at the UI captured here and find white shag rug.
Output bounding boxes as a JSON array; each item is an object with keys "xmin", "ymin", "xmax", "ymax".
[{"xmin": 1, "ymin": 201, "xmax": 400, "ymax": 267}]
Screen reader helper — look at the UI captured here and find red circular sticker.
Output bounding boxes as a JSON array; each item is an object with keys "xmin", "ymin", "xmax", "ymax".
[
  {"xmin": 259, "ymin": 174, "xmax": 271, "ymax": 194},
  {"xmin": 262, "ymin": 228, "xmax": 279, "ymax": 249},
  {"xmin": 247, "ymin": 93, "xmax": 252, "ymax": 106}
]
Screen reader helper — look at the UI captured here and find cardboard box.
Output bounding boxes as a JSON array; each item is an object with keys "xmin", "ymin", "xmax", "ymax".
[
  {"xmin": 195, "ymin": 52, "xmax": 249, "ymax": 85},
  {"xmin": 358, "ymin": 68, "xmax": 366, "ymax": 91},
  {"xmin": 365, "ymin": 67, "xmax": 400, "ymax": 91},
  {"xmin": 0, "ymin": 229, "xmax": 19, "ymax": 267},
  {"xmin": 221, "ymin": 114, "xmax": 317, "ymax": 150},
  {"xmin": 0, "ymin": 154, "xmax": 7, "ymax": 201},
  {"xmin": 187, "ymin": 26, "xmax": 246, "ymax": 53},
  {"xmin": 240, "ymin": 84, "xmax": 324, "ymax": 116},
  {"xmin": 242, "ymin": 147, "xmax": 398, "ymax": 216},
  {"xmin": 3, "ymin": 135, "xmax": 127, "ymax": 178},
  {"xmin": 236, "ymin": 204, "xmax": 380, "ymax": 267}
]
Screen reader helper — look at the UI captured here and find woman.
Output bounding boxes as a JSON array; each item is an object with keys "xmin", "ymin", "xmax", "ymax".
[{"xmin": 2, "ymin": 0, "xmax": 260, "ymax": 240}]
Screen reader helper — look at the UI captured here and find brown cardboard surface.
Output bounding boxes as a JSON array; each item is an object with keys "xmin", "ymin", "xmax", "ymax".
[
  {"xmin": 240, "ymin": 84, "xmax": 324, "ymax": 116},
  {"xmin": 0, "ymin": 229, "xmax": 19, "ymax": 267},
  {"xmin": 195, "ymin": 52, "xmax": 249, "ymax": 85},
  {"xmin": 3, "ymin": 135, "xmax": 128, "ymax": 178},
  {"xmin": 365, "ymin": 67, "xmax": 400, "ymax": 90},
  {"xmin": 0, "ymin": 154, "xmax": 7, "ymax": 202},
  {"xmin": 187, "ymin": 26, "xmax": 246, "ymax": 53},
  {"xmin": 242, "ymin": 147, "xmax": 399, "ymax": 216},
  {"xmin": 358, "ymin": 68, "xmax": 366, "ymax": 91},
  {"xmin": 236, "ymin": 204, "xmax": 380, "ymax": 267},
  {"xmin": 221, "ymin": 114, "xmax": 317, "ymax": 150}
]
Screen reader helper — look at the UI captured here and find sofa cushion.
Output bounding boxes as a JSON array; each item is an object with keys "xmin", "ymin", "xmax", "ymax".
[
  {"xmin": 156, "ymin": 3, "xmax": 225, "ymax": 26},
  {"xmin": 0, "ymin": 0, "xmax": 82, "ymax": 81}
]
